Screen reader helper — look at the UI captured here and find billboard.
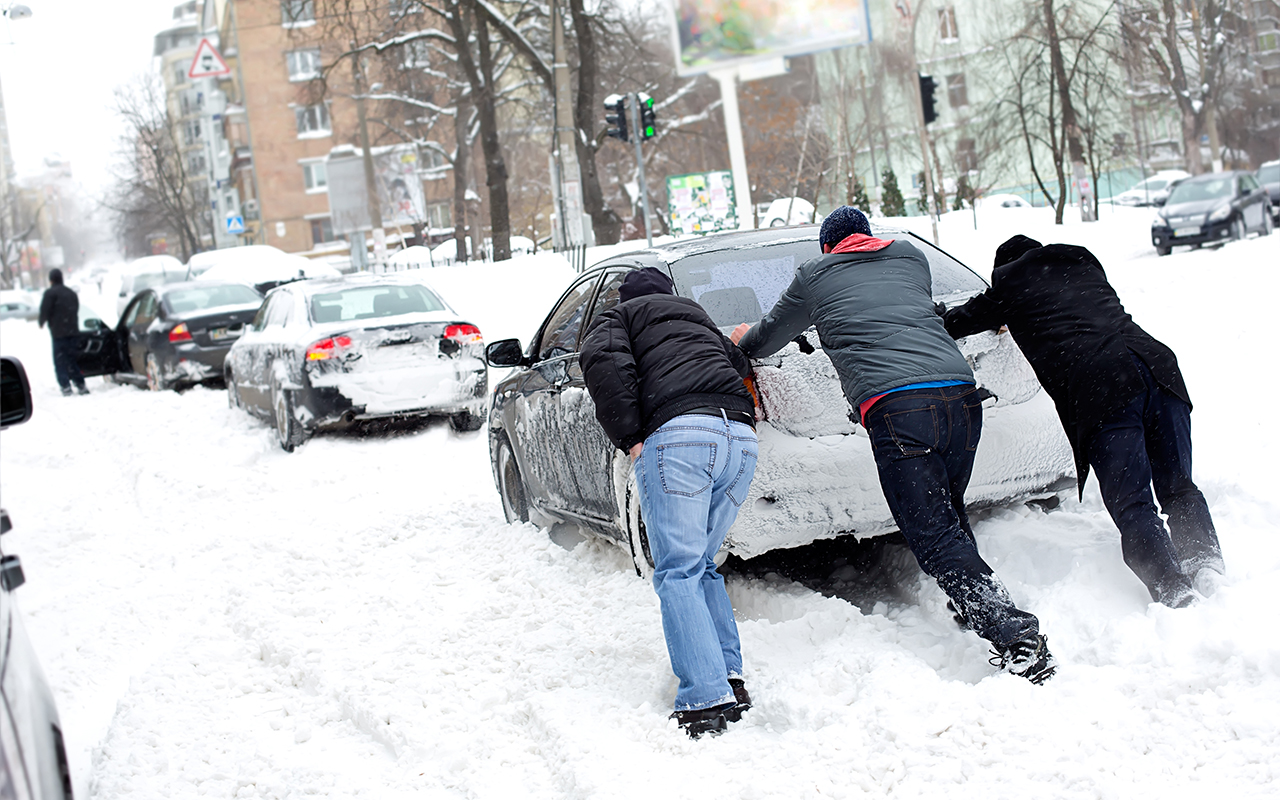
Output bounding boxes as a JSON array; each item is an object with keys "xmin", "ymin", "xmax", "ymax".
[
  {"xmin": 667, "ymin": 171, "xmax": 738, "ymax": 235},
  {"xmin": 672, "ymin": 0, "xmax": 871, "ymax": 75},
  {"xmin": 328, "ymin": 144, "xmax": 427, "ymax": 235}
]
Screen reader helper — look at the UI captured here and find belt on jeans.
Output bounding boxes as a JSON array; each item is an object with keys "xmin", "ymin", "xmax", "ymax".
[{"xmin": 684, "ymin": 406, "xmax": 755, "ymax": 429}]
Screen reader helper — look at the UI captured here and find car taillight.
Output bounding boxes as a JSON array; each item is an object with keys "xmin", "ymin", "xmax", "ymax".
[
  {"xmin": 306, "ymin": 335, "xmax": 353, "ymax": 360},
  {"xmin": 169, "ymin": 323, "xmax": 192, "ymax": 343},
  {"xmin": 444, "ymin": 324, "xmax": 482, "ymax": 344}
]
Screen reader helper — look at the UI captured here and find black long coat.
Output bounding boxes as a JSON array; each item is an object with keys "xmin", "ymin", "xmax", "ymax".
[
  {"xmin": 579, "ymin": 293, "xmax": 753, "ymax": 452},
  {"xmin": 942, "ymin": 243, "xmax": 1189, "ymax": 495}
]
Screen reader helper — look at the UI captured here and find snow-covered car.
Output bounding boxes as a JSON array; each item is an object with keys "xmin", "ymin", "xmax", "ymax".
[
  {"xmin": 760, "ymin": 197, "xmax": 816, "ymax": 227},
  {"xmin": 86, "ymin": 281, "xmax": 265, "ymax": 391},
  {"xmin": 192, "ymin": 245, "xmax": 342, "ymax": 293},
  {"xmin": 1110, "ymin": 170, "xmax": 1190, "ymax": 207},
  {"xmin": 1151, "ymin": 171, "xmax": 1274, "ymax": 256},
  {"xmin": 225, "ymin": 274, "xmax": 489, "ymax": 451},
  {"xmin": 116, "ymin": 254, "xmax": 186, "ymax": 317},
  {"xmin": 978, "ymin": 194, "xmax": 1032, "ymax": 209},
  {"xmin": 0, "ymin": 291, "xmax": 40, "ymax": 321},
  {"xmin": 483, "ymin": 225, "xmax": 1075, "ymax": 573},
  {"xmin": 0, "ymin": 357, "xmax": 75, "ymax": 800}
]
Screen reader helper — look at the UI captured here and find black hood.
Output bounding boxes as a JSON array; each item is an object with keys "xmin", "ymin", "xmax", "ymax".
[
  {"xmin": 619, "ymin": 267, "xmax": 675, "ymax": 303},
  {"xmin": 994, "ymin": 235, "xmax": 1043, "ymax": 268}
]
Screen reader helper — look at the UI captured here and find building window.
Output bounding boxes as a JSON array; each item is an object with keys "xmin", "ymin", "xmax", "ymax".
[
  {"xmin": 281, "ymin": 0, "xmax": 315, "ymax": 27},
  {"xmin": 310, "ymin": 217, "xmax": 336, "ymax": 245},
  {"xmin": 295, "ymin": 104, "xmax": 331, "ymax": 137},
  {"xmin": 939, "ymin": 7, "xmax": 959, "ymax": 42},
  {"xmin": 188, "ymin": 153, "xmax": 207, "ymax": 175},
  {"xmin": 183, "ymin": 119, "xmax": 202, "ymax": 146},
  {"xmin": 956, "ymin": 138, "xmax": 977, "ymax": 173},
  {"xmin": 424, "ymin": 201, "xmax": 451, "ymax": 230},
  {"xmin": 286, "ymin": 48, "xmax": 322, "ymax": 81},
  {"xmin": 1260, "ymin": 31, "xmax": 1279, "ymax": 52},
  {"xmin": 172, "ymin": 60, "xmax": 189, "ymax": 86},
  {"xmin": 946, "ymin": 73, "xmax": 968, "ymax": 108},
  {"xmin": 301, "ymin": 160, "xmax": 328, "ymax": 192}
]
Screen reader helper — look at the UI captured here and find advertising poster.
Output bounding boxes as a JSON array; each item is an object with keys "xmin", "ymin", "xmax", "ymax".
[
  {"xmin": 672, "ymin": 0, "xmax": 871, "ymax": 75},
  {"xmin": 667, "ymin": 171, "xmax": 737, "ymax": 235}
]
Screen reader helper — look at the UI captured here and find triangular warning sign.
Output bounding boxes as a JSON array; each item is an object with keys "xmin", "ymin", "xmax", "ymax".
[{"xmin": 188, "ymin": 38, "xmax": 232, "ymax": 79}]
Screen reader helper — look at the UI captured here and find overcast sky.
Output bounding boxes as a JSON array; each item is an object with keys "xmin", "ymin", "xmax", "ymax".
[{"xmin": 0, "ymin": 0, "xmax": 179, "ymax": 194}]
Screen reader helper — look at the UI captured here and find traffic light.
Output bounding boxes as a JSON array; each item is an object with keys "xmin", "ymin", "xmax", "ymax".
[
  {"xmin": 604, "ymin": 93, "xmax": 628, "ymax": 142},
  {"xmin": 638, "ymin": 92, "xmax": 657, "ymax": 140},
  {"xmin": 919, "ymin": 74, "xmax": 938, "ymax": 125}
]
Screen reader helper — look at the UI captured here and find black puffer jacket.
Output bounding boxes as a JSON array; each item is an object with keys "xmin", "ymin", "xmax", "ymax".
[
  {"xmin": 943, "ymin": 242, "xmax": 1189, "ymax": 495},
  {"xmin": 39, "ymin": 284, "xmax": 80, "ymax": 339},
  {"xmin": 580, "ymin": 291, "xmax": 753, "ymax": 452}
]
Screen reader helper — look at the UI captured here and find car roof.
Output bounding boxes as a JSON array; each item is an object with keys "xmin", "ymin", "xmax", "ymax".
[{"xmin": 272, "ymin": 272, "xmax": 439, "ymax": 296}]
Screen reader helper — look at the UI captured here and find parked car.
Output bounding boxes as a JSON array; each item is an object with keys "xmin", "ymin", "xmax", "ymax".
[
  {"xmin": 1257, "ymin": 159, "xmax": 1280, "ymax": 224},
  {"xmin": 483, "ymin": 225, "xmax": 1075, "ymax": 574},
  {"xmin": 116, "ymin": 254, "xmax": 186, "ymax": 318},
  {"xmin": 1111, "ymin": 170, "xmax": 1190, "ymax": 207},
  {"xmin": 0, "ymin": 356, "xmax": 75, "ymax": 800},
  {"xmin": 191, "ymin": 245, "xmax": 341, "ymax": 293},
  {"xmin": 760, "ymin": 197, "xmax": 817, "ymax": 227},
  {"xmin": 978, "ymin": 194, "xmax": 1032, "ymax": 209},
  {"xmin": 78, "ymin": 281, "xmax": 264, "ymax": 391},
  {"xmin": 1151, "ymin": 170, "xmax": 1274, "ymax": 256},
  {"xmin": 224, "ymin": 274, "xmax": 488, "ymax": 451},
  {"xmin": 0, "ymin": 290, "xmax": 40, "ymax": 321}
]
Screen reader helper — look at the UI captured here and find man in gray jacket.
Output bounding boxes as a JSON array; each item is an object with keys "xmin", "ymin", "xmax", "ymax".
[{"xmin": 732, "ymin": 207, "xmax": 1055, "ymax": 683}]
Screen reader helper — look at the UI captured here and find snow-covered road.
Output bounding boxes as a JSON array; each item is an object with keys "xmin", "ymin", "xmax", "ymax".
[{"xmin": 3, "ymin": 207, "xmax": 1279, "ymax": 799}]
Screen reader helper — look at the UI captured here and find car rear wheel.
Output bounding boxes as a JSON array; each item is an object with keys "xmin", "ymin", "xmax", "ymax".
[
  {"xmin": 494, "ymin": 434, "xmax": 529, "ymax": 523},
  {"xmin": 273, "ymin": 382, "xmax": 306, "ymax": 452},
  {"xmin": 625, "ymin": 474, "xmax": 655, "ymax": 579},
  {"xmin": 449, "ymin": 409, "xmax": 484, "ymax": 432},
  {"xmin": 145, "ymin": 353, "xmax": 169, "ymax": 392}
]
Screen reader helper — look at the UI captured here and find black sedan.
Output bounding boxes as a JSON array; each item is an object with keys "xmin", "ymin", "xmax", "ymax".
[
  {"xmin": 484, "ymin": 225, "xmax": 1075, "ymax": 574},
  {"xmin": 1151, "ymin": 170, "xmax": 1274, "ymax": 255},
  {"xmin": 224, "ymin": 274, "xmax": 488, "ymax": 451},
  {"xmin": 86, "ymin": 281, "xmax": 265, "ymax": 390}
]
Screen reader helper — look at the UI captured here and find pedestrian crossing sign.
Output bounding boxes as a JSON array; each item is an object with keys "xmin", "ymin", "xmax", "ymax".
[{"xmin": 225, "ymin": 215, "xmax": 246, "ymax": 234}]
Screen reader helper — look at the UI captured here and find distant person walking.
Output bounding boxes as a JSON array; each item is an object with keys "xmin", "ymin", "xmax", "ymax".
[
  {"xmin": 580, "ymin": 267, "xmax": 759, "ymax": 738},
  {"xmin": 732, "ymin": 207, "xmax": 1055, "ymax": 684},
  {"xmin": 942, "ymin": 235, "xmax": 1223, "ymax": 607},
  {"xmin": 38, "ymin": 268, "xmax": 88, "ymax": 396}
]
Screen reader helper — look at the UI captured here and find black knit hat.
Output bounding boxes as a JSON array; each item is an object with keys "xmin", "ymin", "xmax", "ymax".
[
  {"xmin": 993, "ymin": 235, "xmax": 1043, "ymax": 268},
  {"xmin": 619, "ymin": 267, "xmax": 675, "ymax": 303},
  {"xmin": 819, "ymin": 206, "xmax": 872, "ymax": 245},
  {"xmin": 48, "ymin": 268, "xmax": 64, "ymax": 285}
]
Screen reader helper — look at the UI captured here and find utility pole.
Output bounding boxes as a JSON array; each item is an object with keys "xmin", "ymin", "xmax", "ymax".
[
  {"xmin": 627, "ymin": 94, "xmax": 653, "ymax": 247},
  {"xmin": 550, "ymin": 0, "xmax": 586, "ymax": 251},
  {"xmin": 352, "ymin": 52, "xmax": 384, "ymax": 268}
]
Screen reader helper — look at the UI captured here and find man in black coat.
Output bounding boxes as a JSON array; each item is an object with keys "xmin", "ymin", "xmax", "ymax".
[
  {"xmin": 38, "ymin": 269, "xmax": 89, "ymax": 396},
  {"xmin": 732, "ymin": 207, "xmax": 1055, "ymax": 685},
  {"xmin": 579, "ymin": 267, "xmax": 758, "ymax": 738},
  {"xmin": 943, "ymin": 235, "xmax": 1223, "ymax": 607}
]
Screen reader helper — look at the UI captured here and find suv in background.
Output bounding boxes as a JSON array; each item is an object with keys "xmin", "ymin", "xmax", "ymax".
[
  {"xmin": 1257, "ymin": 160, "xmax": 1280, "ymax": 224},
  {"xmin": 0, "ymin": 357, "xmax": 75, "ymax": 799}
]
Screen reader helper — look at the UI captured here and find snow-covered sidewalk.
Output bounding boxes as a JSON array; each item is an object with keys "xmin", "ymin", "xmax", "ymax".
[{"xmin": 2, "ymin": 210, "xmax": 1278, "ymax": 799}]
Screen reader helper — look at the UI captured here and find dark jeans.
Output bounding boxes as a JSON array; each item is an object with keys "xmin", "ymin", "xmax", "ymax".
[
  {"xmin": 865, "ymin": 384, "xmax": 1039, "ymax": 649},
  {"xmin": 1086, "ymin": 355, "xmax": 1222, "ymax": 601},
  {"xmin": 51, "ymin": 335, "xmax": 86, "ymax": 391}
]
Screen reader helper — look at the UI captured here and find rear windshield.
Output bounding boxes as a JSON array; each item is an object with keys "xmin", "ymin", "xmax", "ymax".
[
  {"xmin": 666, "ymin": 233, "xmax": 987, "ymax": 329},
  {"xmin": 309, "ymin": 284, "xmax": 445, "ymax": 323},
  {"xmin": 164, "ymin": 284, "xmax": 263, "ymax": 313}
]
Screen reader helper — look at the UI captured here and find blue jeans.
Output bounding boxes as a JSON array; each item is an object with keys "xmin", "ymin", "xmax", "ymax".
[
  {"xmin": 1086, "ymin": 355, "xmax": 1221, "ymax": 601},
  {"xmin": 51, "ymin": 335, "xmax": 86, "ymax": 391},
  {"xmin": 635, "ymin": 413, "xmax": 758, "ymax": 711},
  {"xmin": 865, "ymin": 384, "xmax": 1040, "ymax": 649}
]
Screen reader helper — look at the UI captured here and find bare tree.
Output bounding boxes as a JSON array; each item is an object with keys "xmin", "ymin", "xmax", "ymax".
[
  {"xmin": 103, "ymin": 74, "xmax": 208, "ymax": 261},
  {"xmin": 0, "ymin": 190, "xmax": 42, "ymax": 289}
]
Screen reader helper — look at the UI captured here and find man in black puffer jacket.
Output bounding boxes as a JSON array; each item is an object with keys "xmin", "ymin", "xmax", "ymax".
[
  {"xmin": 580, "ymin": 267, "xmax": 758, "ymax": 738},
  {"xmin": 943, "ymin": 235, "xmax": 1222, "ymax": 607},
  {"xmin": 38, "ymin": 268, "xmax": 88, "ymax": 396},
  {"xmin": 733, "ymin": 207, "xmax": 1055, "ymax": 684}
]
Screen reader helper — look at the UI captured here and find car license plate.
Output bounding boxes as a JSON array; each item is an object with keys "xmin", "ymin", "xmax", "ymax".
[
  {"xmin": 209, "ymin": 326, "xmax": 239, "ymax": 341},
  {"xmin": 1174, "ymin": 226, "xmax": 1199, "ymax": 238}
]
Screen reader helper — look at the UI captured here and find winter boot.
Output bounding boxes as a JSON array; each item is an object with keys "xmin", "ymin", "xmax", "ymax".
[
  {"xmin": 723, "ymin": 678, "xmax": 752, "ymax": 723},
  {"xmin": 671, "ymin": 703, "xmax": 734, "ymax": 739},
  {"xmin": 947, "ymin": 599, "xmax": 973, "ymax": 631},
  {"xmin": 990, "ymin": 634, "xmax": 1057, "ymax": 685}
]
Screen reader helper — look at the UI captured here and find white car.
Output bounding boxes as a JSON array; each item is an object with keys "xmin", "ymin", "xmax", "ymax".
[
  {"xmin": 193, "ymin": 245, "xmax": 341, "ymax": 292},
  {"xmin": 760, "ymin": 197, "xmax": 817, "ymax": 227},
  {"xmin": 117, "ymin": 255, "xmax": 186, "ymax": 317},
  {"xmin": 978, "ymin": 194, "xmax": 1032, "ymax": 209},
  {"xmin": 1111, "ymin": 170, "xmax": 1191, "ymax": 207}
]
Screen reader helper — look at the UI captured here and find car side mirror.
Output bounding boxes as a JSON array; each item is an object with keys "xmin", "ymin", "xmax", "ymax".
[
  {"xmin": 83, "ymin": 318, "xmax": 106, "ymax": 331},
  {"xmin": 1, "ymin": 356, "xmax": 33, "ymax": 430},
  {"xmin": 1154, "ymin": 196, "xmax": 1168, "ymax": 206},
  {"xmin": 485, "ymin": 339, "xmax": 527, "ymax": 368}
]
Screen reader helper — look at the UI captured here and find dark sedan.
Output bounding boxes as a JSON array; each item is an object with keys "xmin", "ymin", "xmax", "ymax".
[
  {"xmin": 91, "ymin": 281, "xmax": 265, "ymax": 390},
  {"xmin": 484, "ymin": 226, "xmax": 1075, "ymax": 574},
  {"xmin": 1258, "ymin": 160, "xmax": 1280, "ymax": 225},
  {"xmin": 1151, "ymin": 170, "xmax": 1273, "ymax": 255},
  {"xmin": 224, "ymin": 274, "xmax": 488, "ymax": 451}
]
